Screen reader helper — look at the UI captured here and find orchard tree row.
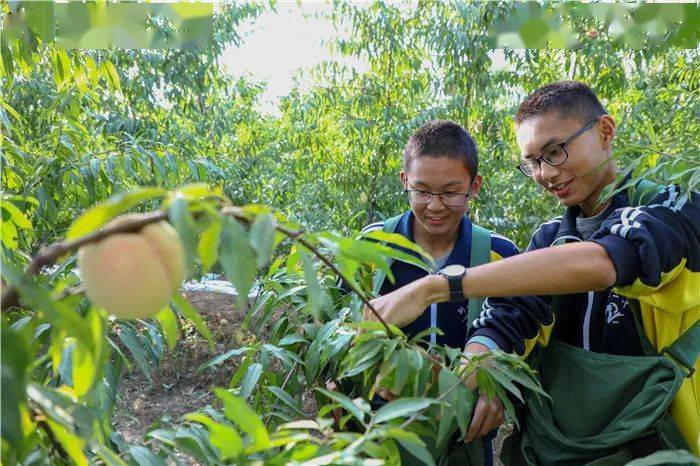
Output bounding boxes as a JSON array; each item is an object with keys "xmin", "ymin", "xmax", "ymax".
[{"xmin": 1, "ymin": 1, "xmax": 697, "ymax": 465}]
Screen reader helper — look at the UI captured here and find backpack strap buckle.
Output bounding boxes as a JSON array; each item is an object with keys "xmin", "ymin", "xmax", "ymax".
[{"xmin": 660, "ymin": 346, "xmax": 696, "ymax": 379}]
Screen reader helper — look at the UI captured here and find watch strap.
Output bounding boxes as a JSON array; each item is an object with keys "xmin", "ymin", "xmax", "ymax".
[{"xmin": 448, "ymin": 274, "xmax": 464, "ymax": 302}]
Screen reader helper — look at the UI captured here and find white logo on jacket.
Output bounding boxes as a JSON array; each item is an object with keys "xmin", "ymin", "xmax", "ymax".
[{"xmin": 605, "ymin": 295, "xmax": 628, "ymax": 324}]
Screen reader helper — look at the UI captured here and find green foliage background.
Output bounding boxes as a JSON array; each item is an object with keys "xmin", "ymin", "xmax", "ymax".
[
  {"xmin": 3, "ymin": 1, "xmax": 697, "ymax": 255},
  {"xmin": 1, "ymin": 1, "xmax": 698, "ymax": 465}
]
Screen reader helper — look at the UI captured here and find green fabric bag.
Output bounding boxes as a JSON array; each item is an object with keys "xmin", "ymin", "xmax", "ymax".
[
  {"xmin": 501, "ymin": 303, "xmax": 696, "ymax": 466},
  {"xmin": 502, "ymin": 178, "xmax": 697, "ymax": 466}
]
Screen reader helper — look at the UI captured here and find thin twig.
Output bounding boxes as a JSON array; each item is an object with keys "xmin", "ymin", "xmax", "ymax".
[
  {"xmin": 264, "ymin": 359, "xmax": 300, "ymax": 427},
  {"xmin": 2, "ymin": 206, "xmax": 392, "ymax": 336},
  {"xmin": 399, "ymin": 379, "xmax": 463, "ymax": 430},
  {"xmin": 1, "ymin": 211, "xmax": 168, "ymax": 310}
]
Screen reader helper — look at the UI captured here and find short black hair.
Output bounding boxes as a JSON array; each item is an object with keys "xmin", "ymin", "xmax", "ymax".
[
  {"xmin": 514, "ymin": 81, "xmax": 607, "ymax": 125},
  {"xmin": 403, "ymin": 120, "xmax": 478, "ymax": 175}
]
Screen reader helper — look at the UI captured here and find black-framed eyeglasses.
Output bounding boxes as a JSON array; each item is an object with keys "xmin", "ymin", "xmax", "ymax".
[
  {"xmin": 517, "ymin": 117, "xmax": 600, "ymax": 177},
  {"xmin": 403, "ymin": 179, "xmax": 472, "ymax": 207}
]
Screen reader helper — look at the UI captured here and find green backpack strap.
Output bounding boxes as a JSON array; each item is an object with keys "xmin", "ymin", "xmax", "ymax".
[
  {"xmin": 467, "ymin": 224, "xmax": 492, "ymax": 326},
  {"xmin": 371, "ymin": 214, "xmax": 404, "ymax": 295},
  {"xmin": 630, "ymin": 300, "xmax": 699, "ymax": 378},
  {"xmin": 630, "ymin": 179, "xmax": 666, "ymax": 206},
  {"xmin": 662, "ymin": 320, "xmax": 700, "ymax": 378}
]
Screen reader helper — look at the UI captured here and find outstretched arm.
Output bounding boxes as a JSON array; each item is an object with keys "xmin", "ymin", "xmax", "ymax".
[{"xmin": 365, "ymin": 241, "xmax": 615, "ymax": 327}]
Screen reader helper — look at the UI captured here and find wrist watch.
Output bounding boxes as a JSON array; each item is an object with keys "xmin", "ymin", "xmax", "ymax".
[{"xmin": 437, "ymin": 264, "xmax": 467, "ymax": 302}]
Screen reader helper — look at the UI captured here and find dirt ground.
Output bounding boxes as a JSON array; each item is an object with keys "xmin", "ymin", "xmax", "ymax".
[
  {"xmin": 112, "ymin": 289, "xmax": 509, "ymax": 465},
  {"xmin": 113, "ymin": 290, "xmax": 251, "ymax": 438}
]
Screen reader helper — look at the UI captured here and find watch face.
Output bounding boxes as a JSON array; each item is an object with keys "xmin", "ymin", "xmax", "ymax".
[{"xmin": 441, "ymin": 264, "xmax": 466, "ymax": 277}]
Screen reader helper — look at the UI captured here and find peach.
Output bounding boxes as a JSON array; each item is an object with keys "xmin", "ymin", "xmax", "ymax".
[{"xmin": 78, "ymin": 214, "xmax": 185, "ymax": 319}]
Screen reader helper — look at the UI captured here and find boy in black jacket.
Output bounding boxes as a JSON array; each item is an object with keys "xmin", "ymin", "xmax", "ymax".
[{"xmin": 365, "ymin": 82, "xmax": 699, "ymax": 463}]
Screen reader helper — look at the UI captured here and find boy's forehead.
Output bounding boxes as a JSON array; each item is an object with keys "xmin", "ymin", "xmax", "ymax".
[
  {"xmin": 406, "ymin": 165, "xmax": 472, "ymax": 187},
  {"xmin": 410, "ymin": 178, "xmax": 467, "ymax": 188},
  {"xmin": 405, "ymin": 155, "xmax": 474, "ymax": 186},
  {"xmin": 516, "ymin": 113, "xmax": 583, "ymax": 154}
]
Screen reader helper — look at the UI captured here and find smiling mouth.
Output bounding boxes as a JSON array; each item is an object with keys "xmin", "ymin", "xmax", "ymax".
[
  {"xmin": 427, "ymin": 216, "xmax": 447, "ymax": 223},
  {"xmin": 550, "ymin": 180, "xmax": 572, "ymax": 193}
]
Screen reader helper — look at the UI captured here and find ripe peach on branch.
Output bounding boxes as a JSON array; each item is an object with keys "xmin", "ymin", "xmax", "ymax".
[{"xmin": 78, "ymin": 214, "xmax": 185, "ymax": 319}]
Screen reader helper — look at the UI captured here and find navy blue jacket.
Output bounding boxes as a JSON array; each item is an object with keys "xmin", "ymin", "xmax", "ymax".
[
  {"xmin": 467, "ymin": 181, "xmax": 699, "ymax": 358},
  {"xmin": 362, "ymin": 211, "xmax": 520, "ymax": 349}
]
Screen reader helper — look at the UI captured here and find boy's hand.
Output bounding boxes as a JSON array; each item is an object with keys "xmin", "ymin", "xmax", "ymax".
[
  {"xmin": 363, "ymin": 275, "xmax": 447, "ymax": 327},
  {"xmin": 465, "ymin": 392, "xmax": 505, "ymax": 443},
  {"xmin": 460, "ymin": 342, "xmax": 504, "ymax": 442}
]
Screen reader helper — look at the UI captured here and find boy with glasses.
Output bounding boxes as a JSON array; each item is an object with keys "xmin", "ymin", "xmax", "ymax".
[
  {"xmin": 365, "ymin": 81, "xmax": 699, "ymax": 463},
  {"xmin": 357, "ymin": 119, "xmax": 520, "ymax": 465}
]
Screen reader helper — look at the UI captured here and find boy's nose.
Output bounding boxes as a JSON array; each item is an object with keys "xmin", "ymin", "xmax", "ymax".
[
  {"xmin": 426, "ymin": 195, "xmax": 446, "ymax": 211},
  {"xmin": 538, "ymin": 160, "xmax": 560, "ymax": 183}
]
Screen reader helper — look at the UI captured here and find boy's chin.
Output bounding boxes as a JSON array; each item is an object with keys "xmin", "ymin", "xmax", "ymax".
[
  {"xmin": 554, "ymin": 191, "xmax": 585, "ymax": 208},
  {"xmin": 419, "ymin": 219, "xmax": 456, "ymax": 234},
  {"xmin": 557, "ymin": 197, "xmax": 579, "ymax": 207}
]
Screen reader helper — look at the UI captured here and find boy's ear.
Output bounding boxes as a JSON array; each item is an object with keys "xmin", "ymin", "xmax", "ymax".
[
  {"xmin": 470, "ymin": 174, "xmax": 483, "ymax": 198},
  {"xmin": 400, "ymin": 171, "xmax": 407, "ymax": 185},
  {"xmin": 599, "ymin": 115, "xmax": 616, "ymax": 150}
]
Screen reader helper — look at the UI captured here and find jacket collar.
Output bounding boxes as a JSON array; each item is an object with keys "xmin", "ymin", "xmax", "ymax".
[{"xmin": 553, "ymin": 173, "xmax": 631, "ymax": 244}]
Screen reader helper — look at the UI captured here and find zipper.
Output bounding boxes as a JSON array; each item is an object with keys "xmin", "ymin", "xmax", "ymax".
[
  {"xmin": 430, "ymin": 303, "xmax": 438, "ymax": 344},
  {"xmin": 553, "ymin": 235, "xmax": 592, "ymax": 351},
  {"xmin": 582, "ymin": 291, "xmax": 594, "ymax": 351}
]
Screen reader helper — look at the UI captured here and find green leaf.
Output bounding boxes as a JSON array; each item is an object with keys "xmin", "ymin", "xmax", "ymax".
[
  {"xmin": 184, "ymin": 413, "xmax": 243, "ymax": 461},
  {"xmin": 173, "ymin": 424, "xmax": 220, "ymax": 463},
  {"xmin": 220, "ymin": 217, "xmax": 257, "ymax": 308},
  {"xmin": 238, "ymin": 363, "xmax": 263, "ymax": 400},
  {"xmin": 118, "ymin": 325, "xmax": 153, "ymax": 382},
  {"xmin": 374, "ymin": 397, "xmax": 436, "ymax": 424},
  {"xmin": 46, "ymin": 418, "xmax": 88, "ymax": 466},
  {"xmin": 155, "ymin": 306, "xmax": 179, "ymax": 351},
  {"xmin": 95, "ymin": 442, "xmax": 130, "ymax": 466},
  {"xmin": 1, "ymin": 200, "xmax": 32, "ymax": 230},
  {"xmin": 164, "ymin": 183, "xmax": 226, "ymax": 207},
  {"xmin": 277, "ymin": 333, "xmax": 306, "ymax": 346},
  {"xmin": 453, "ymin": 385, "xmax": 474, "ymax": 437},
  {"xmin": 300, "ymin": 250, "xmax": 322, "ymax": 319},
  {"xmin": 409, "ymin": 326, "xmax": 445, "ymax": 344},
  {"xmin": 127, "ymin": 446, "xmax": 168, "ymax": 466},
  {"xmin": 214, "ymin": 388, "xmax": 271, "ymax": 452},
  {"xmin": 26, "ymin": 383, "xmax": 94, "ymax": 436},
  {"xmin": 229, "ymin": 353, "xmax": 254, "ymax": 389},
  {"xmin": 341, "ymin": 339, "xmax": 385, "ymax": 378},
  {"xmin": 363, "ymin": 230, "xmax": 433, "ymax": 263},
  {"xmin": 486, "ymin": 363, "xmax": 523, "ymax": 402},
  {"xmin": 394, "ymin": 437, "xmax": 436, "ymax": 466},
  {"xmin": 197, "ymin": 347, "xmax": 248, "ymax": 374},
  {"xmin": 267, "ymin": 386, "xmax": 307, "ymax": 418},
  {"xmin": 1, "ymin": 323, "xmax": 30, "ymax": 449},
  {"xmin": 71, "ymin": 340, "xmax": 98, "ymax": 397},
  {"xmin": 1, "ymin": 260, "xmax": 93, "ymax": 345},
  {"xmin": 250, "ymin": 213, "xmax": 276, "ymax": 268},
  {"xmin": 101, "ymin": 60, "xmax": 121, "ymax": 92},
  {"xmin": 436, "ymin": 368, "xmax": 465, "ymax": 446},
  {"xmin": 392, "ymin": 349, "xmax": 412, "ymax": 394},
  {"xmin": 66, "ymin": 187, "xmax": 165, "ymax": 240},
  {"xmin": 25, "ymin": 1, "xmax": 55, "ymax": 40},
  {"xmin": 197, "ymin": 218, "xmax": 222, "ymax": 273},
  {"xmin": 168, "ymin": 197, "xmax": 197, "ymax": 273},
  {"xmin": 2, "ymin": 219, "xmax": 18, "ymax": 250},
  {"xmin": 170, "ymin": 294, "xmax": 214, "ymax": 352},
  {"xmin": 52, "ymin": 50, "xmax": 70, "ymax": 87},
  {"xmin": 314, "ymin": 388, "xmax": 368, "ymax": 426},
  {"xmin": 262, "ymin": 343, "xmax": 302, "ymax": 367}
]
